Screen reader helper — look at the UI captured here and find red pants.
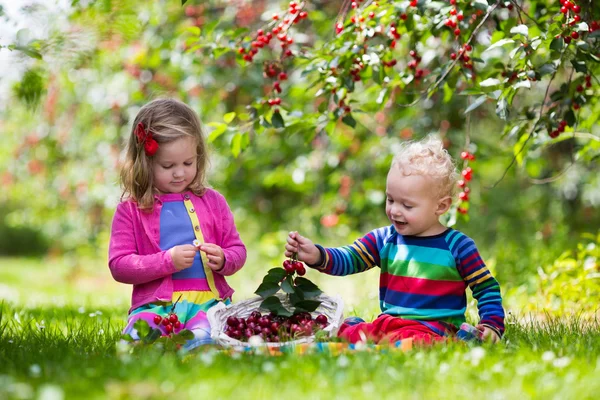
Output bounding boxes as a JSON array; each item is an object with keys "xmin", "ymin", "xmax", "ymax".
[{"xmin": 338, "ymin": 314, "xmax": 451, "ymax": 345}]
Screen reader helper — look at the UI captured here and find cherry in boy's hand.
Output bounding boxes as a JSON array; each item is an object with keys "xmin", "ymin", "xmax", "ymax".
[
  {"xmin": 170, "ymin": 244, "xmax": 198, "ymax": 271},
  {"xmin": 285, "ymin": 231, "xmax": 321, "ymax": 265}
]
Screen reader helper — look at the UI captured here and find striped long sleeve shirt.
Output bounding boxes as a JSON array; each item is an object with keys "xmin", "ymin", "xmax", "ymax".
[{"xmin": 311, "ymin": 226, "xmax": 505, "ymax": 336}]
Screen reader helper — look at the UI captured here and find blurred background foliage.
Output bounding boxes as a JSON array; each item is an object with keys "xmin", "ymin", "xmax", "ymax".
[{"xmin": 0, "ymin": 0, "xmax": 598, "ymax": 314}]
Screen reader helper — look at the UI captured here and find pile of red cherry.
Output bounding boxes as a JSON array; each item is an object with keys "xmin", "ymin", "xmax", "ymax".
[
  {"xmin": 224, "ymin": 310, "xmax": 329, "ymax": 342},
  {"xmin": 153, "ymin": 313, "xmax": 181, "ymax": 334}
]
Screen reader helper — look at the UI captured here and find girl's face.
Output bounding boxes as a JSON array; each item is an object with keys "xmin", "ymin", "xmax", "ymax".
[
  {"xmin": 152, "ymin": 136, "xmax": 198, "ymax": 194},
  {"xmin": 385, "ymin": 167, "xmax": 450, "ymax": 237}
]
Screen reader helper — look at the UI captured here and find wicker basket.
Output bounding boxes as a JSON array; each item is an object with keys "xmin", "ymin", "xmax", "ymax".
[{"xmin": 207, "ymin": 293, "xmax": 344, "ymax": 349}]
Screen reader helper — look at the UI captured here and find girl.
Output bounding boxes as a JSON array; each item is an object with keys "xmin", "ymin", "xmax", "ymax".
[{"xmin": 109, "ymin": 98, "xmax": 246, "ymax": 350}]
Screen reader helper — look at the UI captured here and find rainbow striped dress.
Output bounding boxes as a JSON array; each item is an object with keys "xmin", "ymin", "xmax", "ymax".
[
  {"xmin": 122, "ymin": 193, "xmax": 228, "ymax": 350},
  {"xmin": 311, "ymin": 226, "xmax": 505, "ymax": 337}
]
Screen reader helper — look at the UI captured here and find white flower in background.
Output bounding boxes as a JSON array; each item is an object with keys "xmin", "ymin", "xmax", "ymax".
[
  {"xmin": 467, "ymin": 347, "xmax": 486, "ymax": 366},
  {"xmin": 29, "ymin": 364, "xmax": 41, "ymax": 377},
  {"xmin": 262, "ymin": 361, "xmax": 276, "ymax": 373},
  {"xmin": 542, "ymin": 351, "xmax": 555, "ymax": 362},
  {"xmin": 439, "ymin": 362, "xmax": 450, "ymax": 374},
  {"xmin": 337, "ymin": 355, "xmax": 350, "ymax": 368},
  {"xmin": 553, "ymin": 357, "xmax": 571, "ymax": 369},
  {"xmin": 200, "ymin": 350, "xmax": 215, "ymax": 366},
  {"xmin": 38, "ymin": 384, "xmax": 64, "ymax": 400}
]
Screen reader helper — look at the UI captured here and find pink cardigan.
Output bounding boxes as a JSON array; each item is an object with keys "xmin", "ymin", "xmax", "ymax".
[{"xmin": 108, "ymin": 188, "xmax": 247, "ymax": 313}]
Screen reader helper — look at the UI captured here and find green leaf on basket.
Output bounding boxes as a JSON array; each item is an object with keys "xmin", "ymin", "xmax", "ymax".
[
  {"xmin": 294, "ymin": 300, "xmax": 321, "ymax": 313},
  {"xmin": 289, "ymin": 291, "xmax": 304, "ymax": 304},
  {"xmin": 281, "ymin": 275, "xmax": 295, "ymax": 294},
  {"xmin": 260, "ymin": 296, "xmax": 292, "ymax": 317},
  {"xmin": 293, "ymin": 277, "xmax": 323, "ymax": 298},
  {"xmin": 134, "ymin": 319, "xmax": 151, "ymax": 338},
  {"xmin": 254, "ymin": 280, "xmax": 280, "ymax": 298},
  {"xmin": 263, "ymin": 267, "xmax": 287, "ymax": 283}
]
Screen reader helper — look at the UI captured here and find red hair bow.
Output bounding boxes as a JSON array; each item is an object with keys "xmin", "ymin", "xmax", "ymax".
[{"xmin": 134, "ymin": 123, "xmax": 159, "ymax": 156}]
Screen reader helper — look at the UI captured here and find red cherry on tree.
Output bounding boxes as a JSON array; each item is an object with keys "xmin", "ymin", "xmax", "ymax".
[
  {"xmin": 169, "ymin": 314, "xmax": 179, "ymax": 323},
  {"xmin": 153, "ymin": 315, "xmax": 162, "ymax": 325},
  {"xmin": 315, "ymin": 314, "xmax": 328, "ymax": 325},
  {"xmin": 462, "ymin": 167, "xmax": 473, "ymax": 181},
  {"xmin": 165, "ymin": 324, "xmax": 173, "ymax": 333},
  {"xmin": 174, "ymin": 321, "xmax": 182, "ymax": 329}
]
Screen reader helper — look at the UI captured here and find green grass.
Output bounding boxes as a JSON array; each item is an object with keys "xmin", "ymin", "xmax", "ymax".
[{"xmin": 1, "ymin": 257, "xmax": 600, "ymax": 399}]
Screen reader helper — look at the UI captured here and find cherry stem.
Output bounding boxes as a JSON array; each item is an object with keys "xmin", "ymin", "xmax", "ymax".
[{"xmin": 170, "ymin": 294, "xmax": 183, "ymax": 313}]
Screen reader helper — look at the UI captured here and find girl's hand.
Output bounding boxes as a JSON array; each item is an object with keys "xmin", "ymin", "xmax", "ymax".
[
  {"xmin": 170, "ymin": 244, "xmax": 198, "ymax": 271},
  {"xmin": 476, "ymin": 324, "xmax": 501, "ymax": 343},
  {"xmin": 198, "ymin": 243, "xmax": 225, "ymax": 271},
  {"xmin": 285, "ymin": 231, "xmax": 321, "ymax": 265}
]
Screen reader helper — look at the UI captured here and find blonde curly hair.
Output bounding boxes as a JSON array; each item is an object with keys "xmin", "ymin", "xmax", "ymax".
[{"xmin": 390, "ymin": 135, "xmax": 459, "ymax": 198}]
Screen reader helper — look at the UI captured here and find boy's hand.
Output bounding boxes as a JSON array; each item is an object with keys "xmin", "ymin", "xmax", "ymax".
[
  {"xmin": 198, "ymin": 243, "xmax": 225, "ymax": 271},
  {"xmin": 170, "ymin": 245, "xmax": 198, "ymax": 271},
  {"xmin": 476, "ymin": 324, "xmax": 501, "ymax": 343},
  {"xmin": 285, "ymin": 231, "xmax": 321, "ymax": 265}
]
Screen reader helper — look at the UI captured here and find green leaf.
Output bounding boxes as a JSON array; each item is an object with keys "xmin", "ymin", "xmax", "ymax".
[
  {"xmin": 142, "ymin": 328, "xmax": 162, "ymax": 344},
  {"xmin": 223, "ymin": 112, "xmax": 236, "ymax": 123},
  {"xmin": 289, "ymin": 292, "xmax": 304, "ymax": 303},
  {"xmin": 443, "ymin": 83, "xmax": 453, "ymax": 103},
  {"xmin": 376, "ymin": 88, "xmax": 389, "ymax": 104},
  {"xmin": 171, "ymin": 329, "xmax": 194, "ymax": 344},
  {"xmin": 510, "ymin": 25, "xmax": 529, "ymax": 37},
  {"xmin": 230, "ymin": 132, "xmax": 242, "ymax": 158},
  {"xmin": 182, "ymin": 0, "xmax": 187, "ymax": 4},
  {"xmin": 260, "ymin": 296, "xmax": 292, "ymax": 317},
  {"xmin": 495, "ymin": 98, "xmax": 509, "ymax": 121},
  {"xmin": 473, "ymin": 0, "xmax": 489, "ymax": 11},
  {"xmin": 271, "ymin": 111, "xmax": 285, "ymax": 128},
  {"xmin": 264, "ymin": 267, "xmax": 287, "ymax": 283},
  {"xmin": 120, "ymin": 334, "xmax": 134, "ymax": 342},
  {"xmin": 175, "ymin": 329, "xmax": 194, "ymax": 340},
  {"xmin": 484, "ymin": 38, "xmax": 515, "ymax": 53},
  {"xmin": 342, "ymin": 114, "xmax": 356, "ymax": 128},
  {"xmin": 281, "ymin": 275, "xmax": 295, "ymax": 294},
  {"xmin": 464, "ymin": 95, "xmax": 488, "ymax": 114},
  {"xmin": 538, "ymin": 64, "xmax": 556, "ymax": 77},
  {"xmin": 14, "ymin": 46, "xmax": 42, "ymax": 60},
  {"xmin": 254, "ymin": 280, "xmax": 280, "ymax": 298},
  {"xmin": 207, "ymin": 122, "xmax": 227, "ymax": 143},
  {"xmin": 564, "ymin": 109, "xmax": 576, "ymax": 127},
  {"xmin": 550, "ymin": 37, "xmax": 564, "ymax": 52},
  {"xmin": 571, "ymin": 60, "xmax": 587, "ymax": 74},
  {"xmin": 134, "ymin": 319, "xmax": 151, "ymax": 338},
  {"xmin": 514, "ymin": 133, "xmax": 530, "ymax": 166},
  {"xmin": 480, "ymin": 78, "xmax": 501, "ymax": 88},
  {"xmin": 293, "ymin": 277, "xmax": 323, "ymax": 298},
  {"xmin": 185, "ymin": 26, "xmax": 201, "ymax": 36},
  {"xmin": 294, "ymin": 300, "xmax": 321, "ymax": 313}
]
